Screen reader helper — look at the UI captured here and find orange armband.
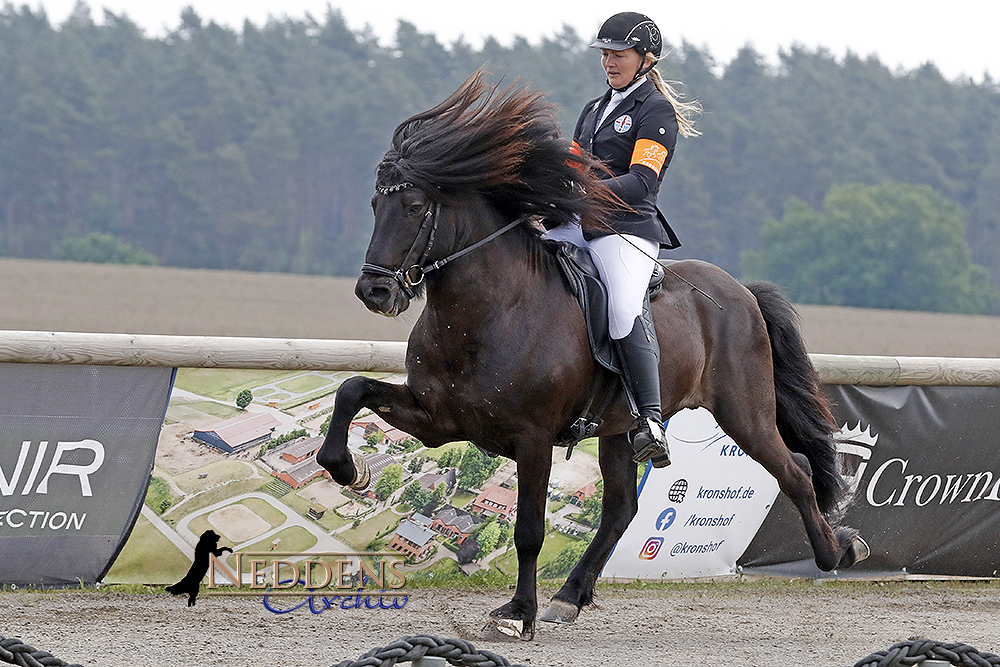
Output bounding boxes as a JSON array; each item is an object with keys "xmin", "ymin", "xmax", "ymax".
[
  {"xmin": 567, "ymin": 140, "xmax": 586, "ymax": 172},
  {"xmin": 630, "ymin": 138, "xmax": 669, "ymax": 174}
]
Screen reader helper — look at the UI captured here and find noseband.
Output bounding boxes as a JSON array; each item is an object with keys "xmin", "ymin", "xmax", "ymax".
[{"xmin": 362, "ymin": 182, "xmax": 524, "ymax": 298}]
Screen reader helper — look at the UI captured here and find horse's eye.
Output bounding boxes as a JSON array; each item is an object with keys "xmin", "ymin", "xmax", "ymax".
[{"xmin": 407, "ymin": 202, "xmax": 424, "ymax": 217}]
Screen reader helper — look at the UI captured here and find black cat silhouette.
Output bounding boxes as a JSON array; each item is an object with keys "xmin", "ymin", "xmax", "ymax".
[{"xmin": 166, "ymin": 529, "xmax": 233, "ymax": 606}]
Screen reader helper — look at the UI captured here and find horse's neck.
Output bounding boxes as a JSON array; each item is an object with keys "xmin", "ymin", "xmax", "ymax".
[{"xmin": 423, "ymin": 205, "xmax": 565, "ymax": 328}]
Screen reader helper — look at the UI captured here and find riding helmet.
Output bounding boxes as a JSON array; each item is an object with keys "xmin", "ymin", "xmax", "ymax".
[{"xmin": 589, "ymin": 12, "xmax": 662, "ymax": 58}]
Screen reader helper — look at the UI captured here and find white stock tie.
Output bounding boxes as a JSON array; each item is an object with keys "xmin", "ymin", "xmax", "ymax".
[{"xmin": 598, "ymin": 91, "xmax": 626, "ymax": 128}]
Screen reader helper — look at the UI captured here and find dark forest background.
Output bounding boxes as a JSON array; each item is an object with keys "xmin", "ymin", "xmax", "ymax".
[{"xmin": 3, "ymin": 4, "xmax": 999, "ymax": 312}]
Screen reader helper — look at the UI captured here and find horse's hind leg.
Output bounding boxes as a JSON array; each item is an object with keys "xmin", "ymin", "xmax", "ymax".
[
  {"xmin": 786, "ymin": 451, "xmax": 866, "ymax": 569},
  {"xmin": 714, "ymin": 402, "xmax": 845, "ymax": 572},
  {"xmin": 540, "ymin": 433, "xmax": 637, "ymax": 624}
]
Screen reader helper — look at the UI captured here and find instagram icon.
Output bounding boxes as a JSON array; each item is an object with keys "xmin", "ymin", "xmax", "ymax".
[{"xmin": 638, "ymin": 537, "xmax": 664, "ymax": 560}]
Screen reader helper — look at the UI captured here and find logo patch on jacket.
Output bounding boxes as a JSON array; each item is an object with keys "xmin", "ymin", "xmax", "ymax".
[
  {"xmin": 630, "ymin": 138, "xmax": 669, "ymax": 173},
  {"xmin": 613, "ymin": 114, "xmax": 633, "ymax": 133}
]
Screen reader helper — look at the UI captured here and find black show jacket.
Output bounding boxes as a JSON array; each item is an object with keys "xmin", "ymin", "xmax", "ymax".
[{"xmin": 574, "ymin": 79, "xmax": 681, "ymax": 248}]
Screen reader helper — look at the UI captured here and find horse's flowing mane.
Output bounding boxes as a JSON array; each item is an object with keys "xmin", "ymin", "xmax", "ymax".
[{"xmin": 376, "ymin": 69, "xmax": 615, "ymax": 229}]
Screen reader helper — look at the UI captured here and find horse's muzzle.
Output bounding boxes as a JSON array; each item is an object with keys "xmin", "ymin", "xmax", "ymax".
[{"xmin": 355, "ymin": 274, "xmax": 410, "ymax": 317}]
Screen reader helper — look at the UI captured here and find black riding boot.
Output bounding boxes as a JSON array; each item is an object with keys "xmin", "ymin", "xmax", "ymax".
[{"xmin": 615, "ymin": 313, "xmax": 670, "ymax": 468}]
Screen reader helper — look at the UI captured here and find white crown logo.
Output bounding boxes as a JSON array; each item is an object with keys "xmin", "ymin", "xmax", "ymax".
[
  {"xmin": 833, "ymin": 422, "xmax": 878, "ymax": 514},
  {"xmin": 835, "ymin": 422, "xmax": 878, "ymax": 447}
]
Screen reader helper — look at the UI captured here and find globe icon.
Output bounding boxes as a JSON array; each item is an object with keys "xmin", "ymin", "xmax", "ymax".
[{"xmin": 668, "ymin": 479, "xmax": 688, "ymax": 503}]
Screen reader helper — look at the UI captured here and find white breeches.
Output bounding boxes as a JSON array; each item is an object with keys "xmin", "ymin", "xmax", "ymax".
[{"xmin": 544, "ymin": 219, "xmax": 658, "ymax": 340}]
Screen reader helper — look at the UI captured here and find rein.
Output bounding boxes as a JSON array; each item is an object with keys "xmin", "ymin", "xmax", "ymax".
[{"xmin": 362, "ymin": 182, "xmax": 524, "ymax": 298}]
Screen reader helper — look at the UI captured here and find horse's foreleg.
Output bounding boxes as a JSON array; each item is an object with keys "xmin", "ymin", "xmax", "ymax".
[
  {"xmin": 316, "ymin": 375, "xmax": 440, "ymax": 488},
  {"xmin": 489, "ymin": 442, "xmax": 553, "ymax": 641},
  {"xmin": 541, "ymin": 434, "xmax": 637, "ymax": 624}
]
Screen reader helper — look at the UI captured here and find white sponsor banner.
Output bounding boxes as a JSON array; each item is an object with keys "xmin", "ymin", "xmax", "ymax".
[{"xmin": 602, "ymin": 408, "xmax": 780, "ymax": 580}]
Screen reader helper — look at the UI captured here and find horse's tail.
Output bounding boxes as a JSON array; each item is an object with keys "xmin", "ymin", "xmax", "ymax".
[{"xmin": 745, "ymin": 281, "xmax": 846, "ymax": 514}]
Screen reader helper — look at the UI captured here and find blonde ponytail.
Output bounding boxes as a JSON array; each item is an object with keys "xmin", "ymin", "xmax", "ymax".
[{"xmin": 647, "ymin": 62, "xmax": 702, "ymax": 138}]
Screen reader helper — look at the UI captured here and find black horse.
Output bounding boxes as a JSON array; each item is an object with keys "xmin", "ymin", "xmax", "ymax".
[{"xmin": 317, "ymin": 71, "xmax": 867, "ymax": 640}]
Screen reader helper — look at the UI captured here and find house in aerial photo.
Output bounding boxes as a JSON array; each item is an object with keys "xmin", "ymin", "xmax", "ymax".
[
  {"xmin": 350, "ymin": 414, "xmax": 415, "ymax": 448},
  {"xmin": 193, "ymin": 412, "xmax": 281, "ymax": 453},
  {"xmin": 279, "ymin": 435, "xmax": 323, "ymax": 464},
  {"xmin": 388, "ymin": 517, "xmax": 438, "ymax": 560},
  {"xmin": 417, "ymin": 468, "xmax": 457, "ymax": 494},
  {"xmin": 430, "ymin": 504, "xmax": 482, "ymax": 544},
  {"xmin": 470, "ymin": 484, "xmax": 518, "ymax": 522},
  {"xmin": 270, "ymin": 435, "xmax": 329, "ymax": 489},
  {"xmin": 569, "ymin": 481, "xmax": 598, "ymax": 507}
]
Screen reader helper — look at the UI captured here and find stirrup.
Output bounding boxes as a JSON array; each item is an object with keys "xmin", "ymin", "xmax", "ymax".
[
  {"xmin": 649, "ymin": 451, "xmax": 671, "ymax": 469},
  {"xmin": 630, "ymin": 416, "xmax": 670, "ymax": 466}
]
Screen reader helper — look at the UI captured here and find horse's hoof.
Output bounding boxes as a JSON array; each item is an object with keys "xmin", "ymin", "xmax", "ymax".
[
  {"xmin": 848, "ymin": 535, "xmax": 870, "ymax": 565},
  {"xmin": 348, "ymin": 449, "xmax": 371, "ymax": 490},
  {"xmin": 488, "ymin": 602, "xmax": 535, "ymax": 640},
  {"xmin": 491, "ymin": 618, "xmax": 534, "ymax": 641},
  {"xmin": 835, "ymin": 529, "xmax": 869, "ymax": 569},
  {"xmin": 539, "ymin": 599, "xmax": 579, "ymax": 625},
  {"xmin": 495, "ymin": 619, "xmax": 522, "ymax": 638}
]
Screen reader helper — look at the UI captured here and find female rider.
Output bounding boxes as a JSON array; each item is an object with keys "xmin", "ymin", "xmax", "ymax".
[{"xmin": 545, "ymin": 12, "xmax": 700, "ymax": 468}]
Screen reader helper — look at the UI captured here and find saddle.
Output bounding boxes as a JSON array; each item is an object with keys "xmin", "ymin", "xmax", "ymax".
[
  {"xmin": 545, "ymin": 240, "xmax": 668, "ymax": 452},
  {"xmin": 547, "ymin": 240, "xmax": 666, "ymax": 375}
]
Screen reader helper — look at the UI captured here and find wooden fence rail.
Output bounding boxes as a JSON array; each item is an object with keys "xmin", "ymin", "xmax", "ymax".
[
  {"xmin": 2, "ymin": 330, "xmax": 1000, "ymax": 386},
  {"xmin": 0, "ymin": 330, "xmax": 407, "ymax": 373}
]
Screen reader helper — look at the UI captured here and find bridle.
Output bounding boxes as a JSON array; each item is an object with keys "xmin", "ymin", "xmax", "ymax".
[{"xmin": 361, "ymin": 181, "xmax": 524, "ymax": 298}]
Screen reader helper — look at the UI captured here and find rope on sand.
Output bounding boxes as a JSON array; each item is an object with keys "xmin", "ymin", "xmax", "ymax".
[
  {"xmin": 5, "ymin": 631, "xmax": 999, "ymax": 667},
  {"xmin": 335, "ymin": 636, "xmax": 1000, "ymax": 667},
  {"xmin": 0, "ymin": 636, "xmax": 82, "ymax": 667},
  {"xmin": 853, "ymin": 639, "xmax": 1000, "ymax": 667},
  {"xmin": 332, "ymin": 634, "xmax": 527, "ymax": 667},
  {"xmin": 3, "ymin": 631, "xmax": 519, "ymax": 667}
]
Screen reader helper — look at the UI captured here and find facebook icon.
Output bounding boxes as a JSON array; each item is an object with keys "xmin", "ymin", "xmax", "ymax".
[{"xmin": 656, "ymin": 507, "xmax": 676, "ymax": 531}]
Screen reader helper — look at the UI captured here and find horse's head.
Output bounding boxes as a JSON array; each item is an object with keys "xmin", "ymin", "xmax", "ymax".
[
  {"xmin": 357, "ymin": 68, "xmax": 617, "ymax": 317},
  {"xmin": 355, "ymin": 181, "xmax": 438, "ymax": 317}
]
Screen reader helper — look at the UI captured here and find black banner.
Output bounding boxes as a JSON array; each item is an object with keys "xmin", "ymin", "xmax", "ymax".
[
  {"xmin": 0, "ymin": 363, "xmax": 175, "ymax": 587},
  {"xmin": 740, "ymin": 384, "xmax": 1000, "ymax": 578}
]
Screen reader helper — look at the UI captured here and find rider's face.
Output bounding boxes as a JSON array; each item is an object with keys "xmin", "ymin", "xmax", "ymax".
[{"xmin": 601, "ymin": 48, "xmax": 644, "ymax": 89}]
